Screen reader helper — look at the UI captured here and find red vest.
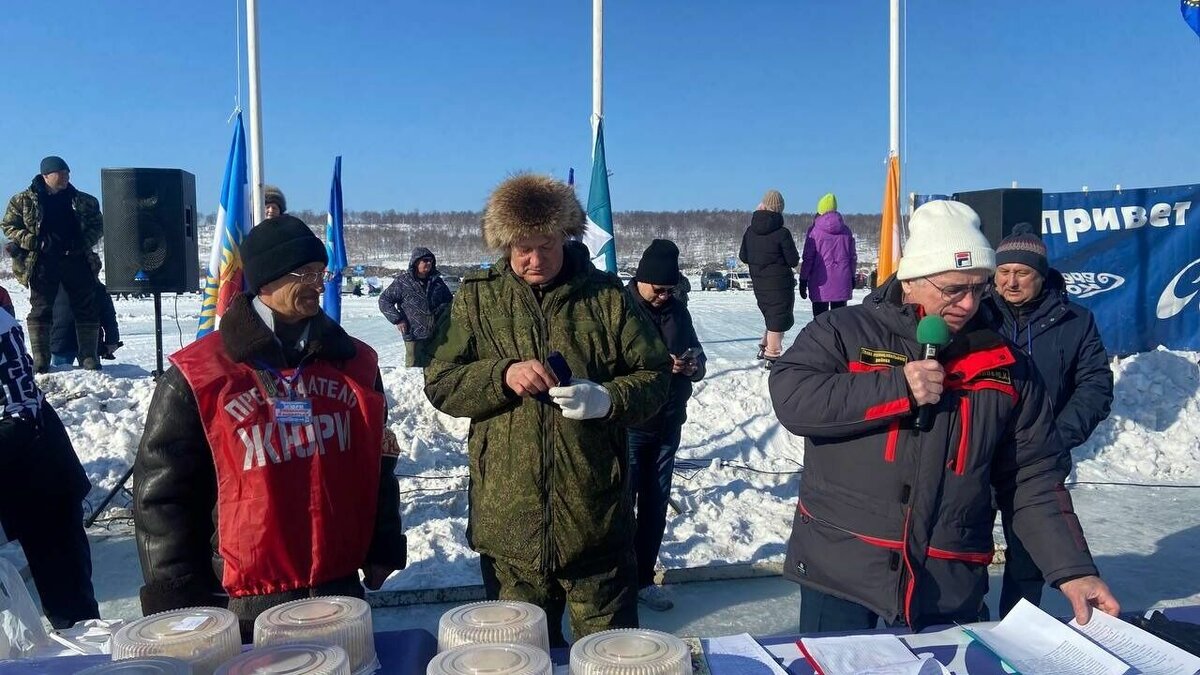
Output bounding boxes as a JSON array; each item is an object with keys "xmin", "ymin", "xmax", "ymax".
[{"xmin": 171, "ymin": 333, "xmax": 386, "ymax": 597}]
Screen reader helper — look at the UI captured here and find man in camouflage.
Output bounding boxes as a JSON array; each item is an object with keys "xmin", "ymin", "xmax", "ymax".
[
  {"xmin": 1, "ymin": 156, "xmax": 104, "ymax": 371},
  {"xmin": 424, "ymin": 173, "xmax": 671, "ymax": 645}
]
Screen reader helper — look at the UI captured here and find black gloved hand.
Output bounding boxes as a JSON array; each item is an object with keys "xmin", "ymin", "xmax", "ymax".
[
  {"xmin": 101, "ymin": 341, "xmax": 123, "ymax": 360},
  {"xmin": 798, "ymin": 280, "xmax": 808, "ymax": 300}
]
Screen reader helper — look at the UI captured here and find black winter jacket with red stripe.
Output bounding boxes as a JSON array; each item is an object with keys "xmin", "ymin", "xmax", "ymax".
[{"xmin": 768, "ymin": 276, "xmax": 1098, "ymax": 630}]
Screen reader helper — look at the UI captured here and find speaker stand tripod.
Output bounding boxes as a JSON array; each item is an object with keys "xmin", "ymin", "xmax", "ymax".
[
  {"xmin": 152, "ymin": 291, "xmax": 165, "ymax": 377},
  {"xmin": 85, "ymin": 292, "xmax": 167, "ymax": 527}
]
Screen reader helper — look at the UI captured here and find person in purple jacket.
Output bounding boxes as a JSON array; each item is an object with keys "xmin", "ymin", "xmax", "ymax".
[{"xmin": 799, "ymin": 193, "xmax": 857, "ymax": 317}]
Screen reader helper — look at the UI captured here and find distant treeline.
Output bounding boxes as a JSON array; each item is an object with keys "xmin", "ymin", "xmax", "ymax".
[{"xmin": 201, "ymin": 209, "xmax": 885, "ymax": 271}]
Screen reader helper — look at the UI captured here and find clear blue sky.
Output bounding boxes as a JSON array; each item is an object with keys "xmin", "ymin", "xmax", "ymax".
[{"xmin": 2, "ymin": 1, "xmax": 1197, "ymax": 215}]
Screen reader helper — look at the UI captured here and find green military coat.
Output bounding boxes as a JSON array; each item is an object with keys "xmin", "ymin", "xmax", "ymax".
[{"xmin": 424, "ymin": 244, "xmax": 671, "ymax": 575}]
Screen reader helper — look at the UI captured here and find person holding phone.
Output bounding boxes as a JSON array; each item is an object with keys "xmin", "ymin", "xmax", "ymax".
[
  {"xmin": 424, "ymin": 175, "xmax": 670, "ymax": 645},
  {"xmin": 624, "ymin": 239, "xmax": 706, "ymax": 612}
]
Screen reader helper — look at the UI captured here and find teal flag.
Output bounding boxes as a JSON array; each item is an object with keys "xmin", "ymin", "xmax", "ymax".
[{"xmin": 583, "ymin": 120, "xmax": 617, "ymax": 273}]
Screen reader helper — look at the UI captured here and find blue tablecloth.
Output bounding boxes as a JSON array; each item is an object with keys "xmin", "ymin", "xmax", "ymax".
[
  {"xmin": 0, "ymin": 628, "xmax": 437, "ymax": 674},
  {"xmin": 4, "ymin": 606, "xmax": 1198, "ymax": 674}
]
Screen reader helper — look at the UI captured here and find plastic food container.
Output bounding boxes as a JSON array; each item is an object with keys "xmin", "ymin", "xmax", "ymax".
[
  {"xmin": 569, "ymin": 630, "xmax": 691, "ymax": 675},
  {"xmin": 253, "ymin": 597, "xmax": 376, "ymax": 675},
  {"xmin": 427, "ymin": 642, "xmax": 552, "ymax": 675},
  {"xmin": 78, "ymin": 657, "xmax": 194, "ymax": 674},
  {"xmin": 111, "ymin": 608, "xmax": 240, "ymax": 675},
  {"xmin": 214, "ymin": 643, "xmax": 351, "ymax": 675},
  {"xmin": 437, "ymin": 602, "xmax": 550, "ymax": 653}
]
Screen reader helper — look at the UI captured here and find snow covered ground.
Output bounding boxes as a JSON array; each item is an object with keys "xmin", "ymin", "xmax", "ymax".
[{"xmin": 3, "ymin": 279, "xmax": 1199, "ymax": 633}]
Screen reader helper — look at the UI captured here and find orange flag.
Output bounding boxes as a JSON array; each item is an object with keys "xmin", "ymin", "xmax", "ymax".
[{"xmin": 877, "ymin": 154, "xmax": 901, "ymax": 285}]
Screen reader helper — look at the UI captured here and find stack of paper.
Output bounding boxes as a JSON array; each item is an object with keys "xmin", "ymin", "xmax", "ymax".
[
  {"xmin": 705, "ymin": 633, "xmax": 790, "ymax": 675},
  {"xmin": 965, "ymin": 599, "xmax": 1200, "ymax": 675},
  {"xmin": 798, "ymin": 633, "xmax": 950, "ymax": 675}
]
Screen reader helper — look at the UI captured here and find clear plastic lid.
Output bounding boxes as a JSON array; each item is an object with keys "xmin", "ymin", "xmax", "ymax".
[
  {"xmin": 79, "ymin": 657, "xmax": 194, "ymax": 674},
  {"xmin": 569, "ymin": 630, "xmax": 691, "ymax": 675},
  {"xmin": 253, "ymin": 597, "xmax": 376, "ymax": 675},
  {"xmin": 112, "ymin": 607, "xmax": 240, "ymax": 675},
  {"xmin": 214, "ymin": 643, "xmax": 350, "ymax": 675},
  {"xmin": 437, "ymin": 602, "xmax": 550, "ymax": 653},
  {"xmin": 427, "ymin": 643, "xmax": 552, "ymax": 675}
]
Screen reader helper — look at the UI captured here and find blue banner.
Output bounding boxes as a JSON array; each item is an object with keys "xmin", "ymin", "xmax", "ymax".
[
  {"xmin": 1041, "ymin": 184, "xmax": 1200, "ymax": 355},
  {"xmin": 916, "ymin": 185, "xmax": 1200, "ymax": 354}
]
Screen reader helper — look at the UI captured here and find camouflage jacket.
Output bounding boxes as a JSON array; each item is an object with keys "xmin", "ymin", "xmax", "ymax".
[
  {"xmin": 424, "ymin": 243, "xmax": 671, "ymax": 574},
  {"xmin": 2, "ymin": 176, "xmax": 104, "ymax": 287}
]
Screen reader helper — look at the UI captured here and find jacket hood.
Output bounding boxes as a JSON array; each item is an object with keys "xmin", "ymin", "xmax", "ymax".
[
  {"xmin": 750, "ymin": 209, "xmax": 785, "ymax": 235},
  {"xmin": 1045, "ymin": 268, "xmax": 1066, "ymax": 298},
  {"xmin": 624, "ymin": 277, "xmax": 674, "ymax": 313},
  {"xmin": 409, "ymin": 247, "xmax": 438, "ymax": 275},
  {"xmin": 813, "ymin": 210, "xmax": 850, "ymax": 236},
  {"xmin": 29, "ymin": 174, "xmax": 77, "ymax": 198}
]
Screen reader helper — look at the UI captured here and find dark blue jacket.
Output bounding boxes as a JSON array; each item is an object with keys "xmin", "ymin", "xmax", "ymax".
[
  {"xmin": 988, "ymin": 269, "xmax": 1113, "ymax": 452},
  {"xmin": 378, "ymin": 247, "xmax": 453, "ymax": 342},
  {"xmin": 50, "ymin": 282, "xmax": 119, "ymax": 357}
]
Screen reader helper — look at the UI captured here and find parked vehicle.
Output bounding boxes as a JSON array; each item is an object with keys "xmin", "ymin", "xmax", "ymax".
[
  {"xmin": 725, "ymin": 271, "xmax": 754, "ymax": 290},
  {"xmin": 701, "ymin": 271, "xmax": 729, "ymax": 291},
  {"xmin": 617, "ymin": 271, "xmax": 634, "ymax": 282}
]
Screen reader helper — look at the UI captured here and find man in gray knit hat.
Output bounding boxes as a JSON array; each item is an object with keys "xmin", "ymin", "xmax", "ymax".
[{"xmin": 988, "ymin": 223, "xmax": 1113, "ymax": 617}]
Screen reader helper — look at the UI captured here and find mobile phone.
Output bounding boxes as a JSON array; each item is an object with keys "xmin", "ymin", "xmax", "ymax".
[
  {"xmin": 680, "ymin": 347, "xmax": 702, "ymax": 362},
  {"xmin": 535, "ymin": 351, "xmax": 573, "ymax": 404},
  {"xmin": 546, "ymin": 351, "xmax": 572, "ymax": 386}
]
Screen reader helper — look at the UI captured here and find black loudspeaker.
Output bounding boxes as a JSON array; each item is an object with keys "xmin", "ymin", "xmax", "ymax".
[
  {"xmin": 952, "ymin": 188, "xmax": 1043, "ymax": 248},
  {"xmin": 101, "ymin": 168, "xmax": 198, "ymax": 294}
]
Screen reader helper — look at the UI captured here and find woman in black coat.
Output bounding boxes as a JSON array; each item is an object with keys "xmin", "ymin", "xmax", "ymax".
[{"xmin": 739, "ymin": 189, "xmax": 799, "ymax": 365}]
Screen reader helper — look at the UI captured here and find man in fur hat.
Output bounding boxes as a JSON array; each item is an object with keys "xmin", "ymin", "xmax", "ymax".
[
  {"xmin": 424, "ymin": 174, "xmax": 671, "ymax": 645},
  {"xmin": 264, "ymin": 185, "xmax": 286, "ymax": 218}
]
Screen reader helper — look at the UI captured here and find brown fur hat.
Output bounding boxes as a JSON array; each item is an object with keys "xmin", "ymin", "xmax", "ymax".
[
  {"xmin": 264, "ymin": 185, "xmax": 287, "ymax": 213},
  {"xmin": 481, "ymin": 173, "xmax": 585, "ymax": 250}
]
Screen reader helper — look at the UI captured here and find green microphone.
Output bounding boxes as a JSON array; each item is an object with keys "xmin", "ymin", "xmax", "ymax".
[{"xmin": 914, "ymin": 315, "xmax": 951, "ymax": 431}]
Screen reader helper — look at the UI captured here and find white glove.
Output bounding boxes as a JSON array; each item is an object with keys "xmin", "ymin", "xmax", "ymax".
[{"xmin": 549, "ymin": 378, "xmax": 612, "ymax": 420}]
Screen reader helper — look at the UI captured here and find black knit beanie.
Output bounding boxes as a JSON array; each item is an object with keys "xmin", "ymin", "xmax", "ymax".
[
  {"xmin": 636, "ymin": 239, "xmax": 681, "ymax": 286},
  {"xmin": 995, "ymin": 222, "xmax": 1049, "ymax": 277},
  {"xmin": 241, "ymin": 215, "xmax": 329, "ymax": 292}
]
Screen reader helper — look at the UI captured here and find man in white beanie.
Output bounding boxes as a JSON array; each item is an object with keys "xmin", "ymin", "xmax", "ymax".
[{"xmin": 768, "ymin": 200, "xmax": 1118, "ymax": 632}]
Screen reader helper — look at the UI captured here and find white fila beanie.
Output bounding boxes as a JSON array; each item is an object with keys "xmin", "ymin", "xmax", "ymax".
[{"xmin": 897, "ymin": 200, "xmax": 996, "ymax": 280}]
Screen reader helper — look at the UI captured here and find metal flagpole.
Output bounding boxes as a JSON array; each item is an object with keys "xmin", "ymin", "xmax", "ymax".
[
  {"xmin": 246, "ymin": 0, "xmax": 265, "ymax": 226},
  {"xmin": 592, "ymin": 0, "xmax": 603, "ymax": 141},
  {"xmin": 889, "ymin": 0, "xmax": 901, "ymax": 185}
]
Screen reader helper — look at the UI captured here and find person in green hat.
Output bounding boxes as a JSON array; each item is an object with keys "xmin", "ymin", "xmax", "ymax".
[{"xmin": 799, "ymin": 192, "xmax": 857, "ymax": 317}]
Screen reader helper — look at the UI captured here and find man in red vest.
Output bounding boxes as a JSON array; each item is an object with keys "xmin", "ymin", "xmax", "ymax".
[{"xmin": 133, "ymin": 216, "xmax": 406, "ymax": 637}]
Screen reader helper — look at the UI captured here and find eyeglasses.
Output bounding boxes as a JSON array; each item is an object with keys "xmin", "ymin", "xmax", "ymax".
[
  {"xmin": 286, "ymin": 269, "xmax": 332, "ymax": 285},
  {"xmin": 649, "ymin": 286, "xmax": 676, "ymax": 297},
  {"xmin": 924, "ymin": 278, "xmax": 990, "ymax": 303}
]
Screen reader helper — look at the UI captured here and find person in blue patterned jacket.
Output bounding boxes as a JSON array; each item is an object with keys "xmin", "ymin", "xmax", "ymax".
[{"xmin": 378, "ymin": 247, "xmax": 453, "ymax": 367}]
